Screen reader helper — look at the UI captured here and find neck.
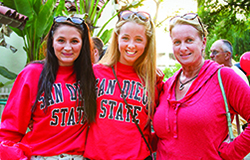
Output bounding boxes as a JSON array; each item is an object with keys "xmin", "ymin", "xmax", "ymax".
[
  {"xmin": 225, "ymin": 61, "xmax": 233, "ymax": 67},
  {"xmin": 182, "ymin": 59, "xmax": 204, "ymax": 78}
]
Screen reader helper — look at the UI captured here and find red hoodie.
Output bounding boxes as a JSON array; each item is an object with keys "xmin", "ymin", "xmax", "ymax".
[
  {"xmin": 84, "ymin": 62, "xmax": 152, "ymax": 160},
  {"xmin": 0, "ymin": 63, "xmax": 88, "ymax": 156},
  {"xmin": 153, "ymin": 60, "xmax": 250, "ymax": 160}
]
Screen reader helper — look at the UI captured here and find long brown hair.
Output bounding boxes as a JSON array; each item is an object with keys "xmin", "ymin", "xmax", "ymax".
[{"xmin": 32, "ymin": 20, "xmax": 97, "ymax": 123}]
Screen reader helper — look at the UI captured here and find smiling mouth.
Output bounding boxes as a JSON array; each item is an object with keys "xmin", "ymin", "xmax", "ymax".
[
  {"xmin": 181, "ymin": 53, "xmax": 191, "ymax": 57},
  {"xmin": 63, "ymin": 53, "xmax": 73, "ymax": 56},
  {"xmin": 126, "ymin": 51, "xmax": 136, "ymax": 55}
]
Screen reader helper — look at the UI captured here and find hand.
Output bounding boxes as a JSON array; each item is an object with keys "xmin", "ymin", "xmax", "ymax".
[
  {"xmin": 0, "ymin": 140, "xmax": 32, "ymax": 160},
  {"xmin": 156, "ymin": 68, "xmax": 164, "ymax": 84},
  {"xmin": 28, "ymin": 119, "xmax": 34, "ymax": 131}
]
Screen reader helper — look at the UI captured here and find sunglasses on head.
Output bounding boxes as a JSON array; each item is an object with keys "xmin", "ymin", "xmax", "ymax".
[
  {"xmin": 54, "ymin": 16, "xmax": 85, "ymax": 25},
  {"xmin": 170, "ymin": 13, "xmax": 205, "ymax": 37},
  {"xmin": 119, "ymin": 10, "xmax": 151, "ymax": 22}
]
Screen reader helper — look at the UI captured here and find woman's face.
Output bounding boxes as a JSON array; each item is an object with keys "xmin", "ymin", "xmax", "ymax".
[
  {"xmin": 118, "ymin": 21, "xmax": 147, "ymax": 66},
  {"xmin": 53, "ymin": 25, "xmax": 82, "ymax": 66},
  {"xmin": 171, "ymin": 24, "xmax": 206, "ymax": 67}
]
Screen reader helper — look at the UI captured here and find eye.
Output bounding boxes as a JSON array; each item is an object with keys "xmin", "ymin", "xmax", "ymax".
[
  {"xmin": 173, "ymin": 40, "xmax": 180, "ymax": 45},
  {"xmin": 122, "ymin": 36, "xmax": 129, "ymax": 40},
  {"xmin": 187, "ymin": 39, "xmax": 193, "ymax": 42},
  {"xmin": 72, "ymin": 39, "xmax": 79, "ymax": 43},
  {"xmin": 57, "ymin": 39, "xmax": 64, "ymax": 43},
  {"xmin": 136, "ymin": 38, "xmax": 143, "ymax": 42}
]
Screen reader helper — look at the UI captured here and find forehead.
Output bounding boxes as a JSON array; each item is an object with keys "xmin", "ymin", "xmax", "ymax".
[
  {"xmin": 119, "ymin": 21, "xmax": 146, "ymax": 37},
  {"xmin": 210, "ymin": 41, "xmax": 223, "ymax": 51},
  {"xmin": 53, "ymin": 24, "xmax": 82, "ymax": 37},
  {"xmin": 171, "ymin": 24, "xmax": 200, "ymax": 38}
]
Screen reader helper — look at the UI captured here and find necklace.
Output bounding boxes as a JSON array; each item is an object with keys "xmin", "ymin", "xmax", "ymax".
[{"xmin": 179, "ymin": 74, "xmax": 198, "ymax": 91}]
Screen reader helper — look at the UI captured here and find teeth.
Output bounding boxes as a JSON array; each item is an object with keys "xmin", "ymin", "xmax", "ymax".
[{"xmin": 127, "ymin": 51, "xmax": 135, "ymax": 55}]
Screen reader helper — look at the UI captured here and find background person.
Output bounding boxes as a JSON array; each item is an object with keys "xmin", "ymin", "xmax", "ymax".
[
  {"xmin": 0, "ymin": 16, "xmax": 96, "ymax": 160},
  {"xmin": 210, "ymin": 39, "xmax": 249, "ymax": 136},
  {"xmin": 153, "ymin": 13, "xmax": 250, "ymax": 160},
  {"xmin": 210, "ymin": 39, "xmax": 249, "ymax": 85},
  {"xmin": 91, "ymin": 36, "xmax": 104, "ymax": 63},
  {"xmin": 84, "ymin": 10, "xmax": 159, "ymax": 160}
]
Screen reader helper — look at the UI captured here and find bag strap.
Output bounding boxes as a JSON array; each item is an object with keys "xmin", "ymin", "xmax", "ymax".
[
  {"xmin": 111, "ymin": 66, "xmax": 153, "ymax": 155},
  {"xmin": 217, "ymin": 68, "xmax": 235, "ymax": 142}
]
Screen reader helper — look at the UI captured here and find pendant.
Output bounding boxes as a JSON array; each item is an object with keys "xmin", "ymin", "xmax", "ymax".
[{"xmin": 179, "ymin": 84, "xmax": 184, "ymax": 90}]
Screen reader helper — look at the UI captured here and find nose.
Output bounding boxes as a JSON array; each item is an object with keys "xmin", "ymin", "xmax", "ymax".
[
  {"xmin": 179, "ymin": 42, "xmax": 187, "ymax": 52},
  {"xmin": 127, "ymin": 40, "xmax": 135, "ymax": 49},
  {"xmin": 64, "ymin": 42, "xmax": 72, "ymax": 51}
]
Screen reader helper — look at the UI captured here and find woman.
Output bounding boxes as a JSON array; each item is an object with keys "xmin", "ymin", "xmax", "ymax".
[
  {"xmin": 0, "ymin": 16, "xmax": 96, "ymax": 159},
  {"xmin": 84, "ymin": 10, "xmax": 158, "ymax": 160},
  {"xmin": 153, "ymin": 13, "xmax": 250, "ymax": 160}
]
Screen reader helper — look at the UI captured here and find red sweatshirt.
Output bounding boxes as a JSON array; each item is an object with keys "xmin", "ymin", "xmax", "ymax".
[
  {"xmin": 153, "ymin": 60, "xmax": 250, "ymax": 160},
  {"xmin": 84, "ymin": 62, "xmax": 151, "ymax": 160},
  {"xmin": 0, "ymin": 63, "xmax": 88, "ymax": 156}
]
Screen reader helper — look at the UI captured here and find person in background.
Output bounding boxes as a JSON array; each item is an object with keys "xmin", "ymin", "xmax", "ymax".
[
  {"xmin": 91, "ymin": 36, "xmax": 104, "ymax": 63},
  {"xmin": 210, "ymin": 39, "xmax": 249, "ymax": 136},
  {"xmin": 84, "ymin": 10, "xmax": 160, "ymax": 160},
  {"xmin": 153, "ymin": 13, "xmax": 250, "ymax": 159},
  {"xmin": 0, "ymin": 16, "xmax": 96, "ymax": 160},
  {"xmin": 210, "ymin": 39, "xmax": 249, "ymax": 85}
]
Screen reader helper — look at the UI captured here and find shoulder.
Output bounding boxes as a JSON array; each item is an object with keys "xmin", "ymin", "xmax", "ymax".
[
  {"xmin": 220, "ymin": 66, "xmax": 239, "ymax": 77},
  {"xmin": 18, "ymin": 63, "xmax": 43, "ymax": 79},
  {"xmin": 220, "ymin": 66, "xmax": 249, "ymax": 87},
  {"xmin": 93, "ymin": 63, "xmax": 111, "ymax": 72},
  {"xmin": 231, "ymin": 66, "xmax": 249, "ymax": 85}
]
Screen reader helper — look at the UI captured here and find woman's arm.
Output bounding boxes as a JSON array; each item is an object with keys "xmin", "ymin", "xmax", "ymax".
[{"xmin": 218, "ymin": 67, "xmax": 250, "ymax": 160}]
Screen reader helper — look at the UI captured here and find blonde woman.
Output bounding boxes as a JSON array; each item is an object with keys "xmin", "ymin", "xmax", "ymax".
[
  {"xmin": 84, "ymin": 10, "xmax": 159, "ymax": 160},
  {"xmin": 153, "ymin": 13, "xmax": 250, "ymax": 160}
]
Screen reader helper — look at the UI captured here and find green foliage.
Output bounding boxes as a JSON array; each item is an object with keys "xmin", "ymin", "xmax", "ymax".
[
  {"xmin": 0, "ymin": 0, "xmax": 63, "ymax": 86},
  {"xmin": 162, "ymin": 63, "xmax": 181, "ymax": 81},
  {"xmin": 198, "ymin": 0, "xmax": 250, "ymax": 61},
  {"xmin": 0, "ymin": 0, "xmax": 145, "ymax": 87},
  {"xmin": 0, "ymin": 66, "xmax": 17, "ymax": 79},
  {"xmin": 76, "ymin": 0, "xmax": 114, "ymax": 42},
  {"xmin": 0, "ymin": 67, "xmax": 17, "ymax": 88},
  {"xmin": 100, "ymin": 28, "xmax": 114, "ymax": 44},
  {"xmin": 3, "ymin": 0, "xmax": 59, "ymax": 62}
]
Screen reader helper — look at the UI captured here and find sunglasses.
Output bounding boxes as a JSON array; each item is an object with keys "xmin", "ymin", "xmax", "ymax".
[
  {"xmin": 170, "ymin": 13, "xmax": 205, "ymax": 37},
  {"xmin": 119, "ymin": 10, "xmax": 151, "ymax": 22},
  {"xmin": 54, "ymin": 16, "xmax": 85, "ymax": 25}
]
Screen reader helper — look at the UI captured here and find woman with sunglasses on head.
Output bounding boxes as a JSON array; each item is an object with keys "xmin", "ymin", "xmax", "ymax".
[
  {"xmin": 153, "ymin": 13, "xmax": 250, "ymax": 160},
  {"xmin": 0, "ymin": 16, "xmax": 96, "ymax": 160},
  {"xmin": 84, "ymin": 10, "xmax": 162, "ymax": 160}
]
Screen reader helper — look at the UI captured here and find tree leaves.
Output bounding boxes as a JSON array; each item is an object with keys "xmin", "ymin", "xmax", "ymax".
[
  {"xmin": 0, "ymin": 66, "xmax": 17, "ymax": 79},
  {"xmin": 198, "ymin": 0, "xmax": 250, "ymax": 61}
]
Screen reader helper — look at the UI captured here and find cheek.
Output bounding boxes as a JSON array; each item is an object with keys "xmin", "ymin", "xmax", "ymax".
[
  {"xmin": 118, "ymin": 41, "xmax": 126, "ymax": 51},
  {"xmin": 172, "ymin": 46, "xmax": 179, "ymax": 53},
  {"xmin": 53, "ymin": 42, "xmax": 63, "ymax": 52},
  {"xmin": 74, "ymin": 44, "xmax": 82, "ymax": 51},
  {"xmin": 138, "ymin": 43, "xmax": 146, "ymax": 52}
]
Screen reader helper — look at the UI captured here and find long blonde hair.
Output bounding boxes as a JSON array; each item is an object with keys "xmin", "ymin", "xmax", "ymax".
[{"xmin": 99, "ymin": 14, "xmax": 157, "ymax": 120}]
